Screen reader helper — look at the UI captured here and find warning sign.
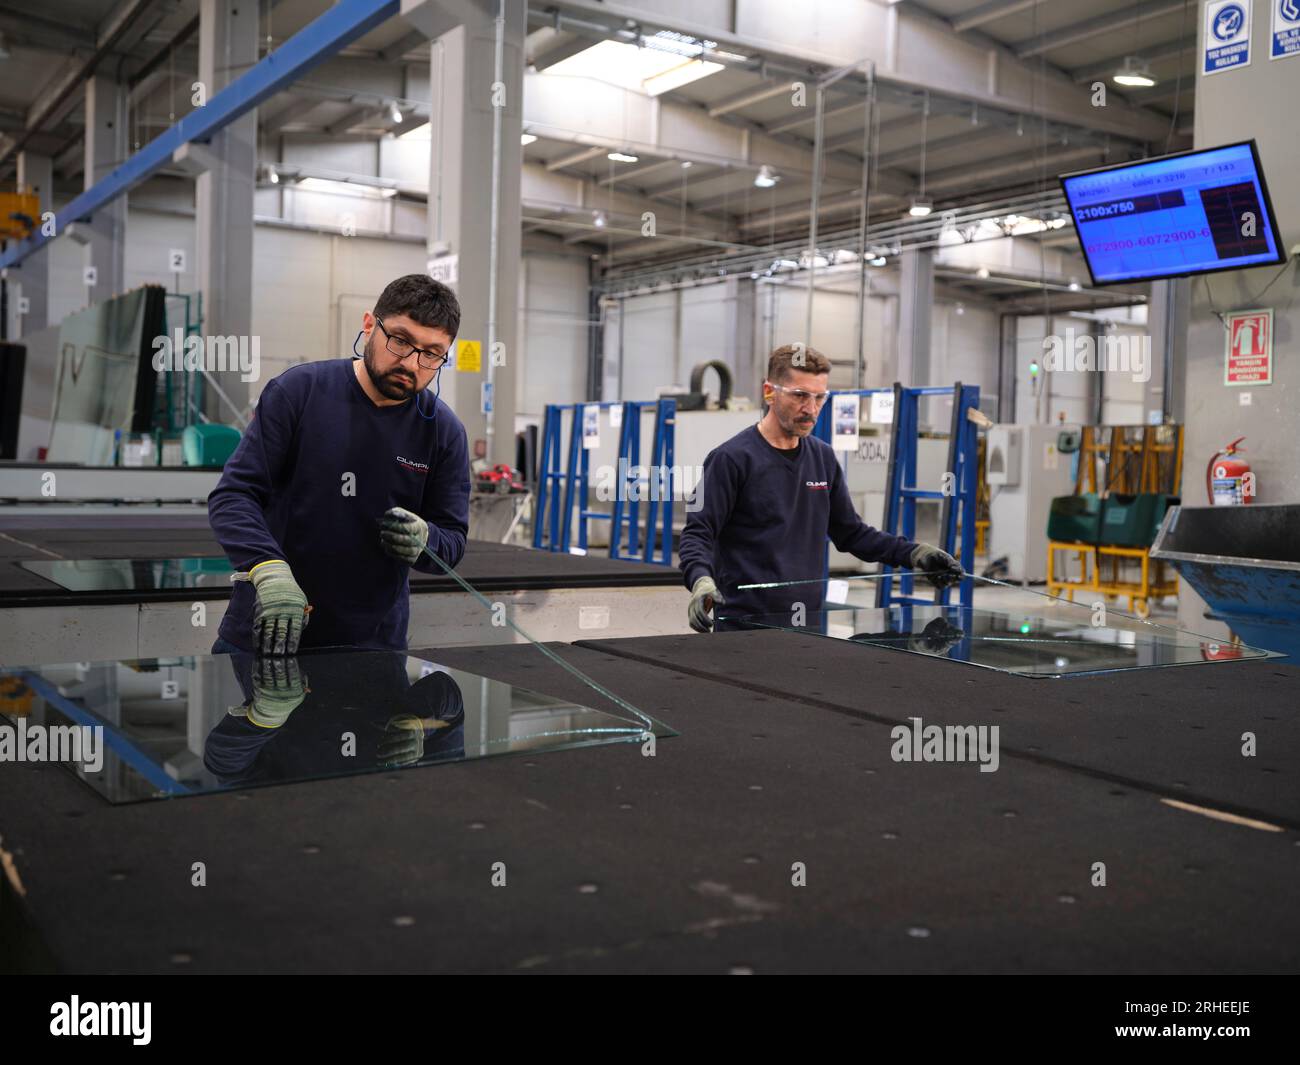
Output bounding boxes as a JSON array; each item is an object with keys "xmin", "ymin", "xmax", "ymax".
[
  {"xmin": 1272, "ymin": 0, "xmax": 1300, "ymax": 59},
  {"xmin": 1204, "ymin": 0, "xmax": 1253, "ymax": 74},
  {"xmin": 457, "ymin": 339, "xmax": 482, "ymax": 372},
  {"xmin": 1224, "ymin": 308, "xmax": 1272, "ymax": 385}
]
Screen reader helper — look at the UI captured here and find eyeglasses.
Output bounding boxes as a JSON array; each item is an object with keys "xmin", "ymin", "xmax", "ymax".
[
  {"xmin": 768, "ymin": 382, "xmax": 830, "ymax": 406},
  {"xmin": 374, "ymin": 317, "xmax": 448, "ymax": 370}
]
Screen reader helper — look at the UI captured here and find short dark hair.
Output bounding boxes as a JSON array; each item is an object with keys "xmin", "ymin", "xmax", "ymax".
[
  {"xmin": 767, "ymin": 344, "xmax": 831, "ymax": 384},
  {"xmin": 374, "ymin": 274, "xmax": 461, "ymax": 339}
]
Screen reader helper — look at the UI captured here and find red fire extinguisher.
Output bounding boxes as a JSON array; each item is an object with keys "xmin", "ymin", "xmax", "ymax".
[{"xmin": 1205, "ymin": 437, "xmax": 1255, "ymax": 506}]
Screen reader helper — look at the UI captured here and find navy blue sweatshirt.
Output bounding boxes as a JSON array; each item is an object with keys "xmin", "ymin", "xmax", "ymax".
[
  {"xmin": 678, "ymin": 424, "xmax": 916, "ymax": 621},
  {"xmin": 208, "ymin": 358, "xmax": 470, "ymax": 652}
]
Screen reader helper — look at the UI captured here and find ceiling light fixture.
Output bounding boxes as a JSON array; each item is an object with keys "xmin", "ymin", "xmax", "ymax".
[
  {"xmin": 389, "ymin": 101, "xmax": 403, "ymax": 124},
  {"xmin": 1113, "ymin": 56, "xmax": 1157, "ymax": 88},
  {"xmin": 754, "ymin": 164, "xmax": 778, "ymax": 188},
  {"xmin": 909, "ymin": 198, "xmax": 933, "ymax": 217},
  {"xmin": 608, "ymin": 151, "xmax": 639, "ymax": 163}
]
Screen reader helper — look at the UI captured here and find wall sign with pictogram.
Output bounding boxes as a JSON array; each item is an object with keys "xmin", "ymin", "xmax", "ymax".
[{"xmin": 1224, "ymin": 308, "xmax": 1272, "ymax": 386}]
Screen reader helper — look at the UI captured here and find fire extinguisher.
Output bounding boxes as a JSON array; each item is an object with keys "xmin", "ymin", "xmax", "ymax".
[{"xmin": 1205, "ymin": 437, "xmax": 1255, "ymax": 506}]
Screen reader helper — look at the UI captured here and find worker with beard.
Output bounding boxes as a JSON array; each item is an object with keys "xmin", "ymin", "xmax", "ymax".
[
  {"xmin": 678, "ymin": 344, "xmax": 963, "ymax": 632},
  {"xmin": 207, "ymin": 274, "xmax": 471, "ymax": 655}
]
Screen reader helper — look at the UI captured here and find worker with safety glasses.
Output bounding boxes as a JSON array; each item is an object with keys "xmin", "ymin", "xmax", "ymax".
[
  {"xmin": 208, "ymin": 274, "xmax": 470, "ymax": 655},
  {"xmin": 679, "ymin": 344, "xmax": 963, "ymax": 633}
]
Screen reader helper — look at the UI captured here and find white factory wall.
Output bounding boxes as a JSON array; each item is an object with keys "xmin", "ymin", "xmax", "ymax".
[
  {"xmin": 32, "ymin": 196, "xmax": 593, "ymax": 423},
  {"xmin": 606, "ymin": 275, "xmax": 1000, "ymax": 431},
  {"xmin": 517, "ymin": 253, "xmax": 590, "ymax": 416}
]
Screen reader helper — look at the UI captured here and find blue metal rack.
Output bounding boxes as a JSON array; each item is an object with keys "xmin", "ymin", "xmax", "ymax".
[
  {"xmin": 814, "ymin": 382, "xmax": 980, "ymax": 612},
  {"xmin": 533, "ymin": 399, "xmax": 676, "ymax": 565}
]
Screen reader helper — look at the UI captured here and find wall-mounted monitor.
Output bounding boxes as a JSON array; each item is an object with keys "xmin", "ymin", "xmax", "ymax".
[{"xmin": 1059, "ymin": 140, "xmax": 1286, "ymax": 286}]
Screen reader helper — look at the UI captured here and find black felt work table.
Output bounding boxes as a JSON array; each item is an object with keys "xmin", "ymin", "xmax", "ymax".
[
  {"xmin": 1, "ymin": 630, "xmax": 1297, "ymax": 974},
  {"xmin": 0, "ymin": 526, "xmax": 681, "ymax": 605}
]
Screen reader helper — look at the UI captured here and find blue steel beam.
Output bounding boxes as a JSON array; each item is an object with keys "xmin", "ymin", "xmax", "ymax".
[{"xmin": 0, "ymin": 0, "xmax": 400, "ymax": 270}]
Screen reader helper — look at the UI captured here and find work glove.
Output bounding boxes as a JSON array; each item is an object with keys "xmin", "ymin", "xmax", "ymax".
[
  {"xmin": 688, "ymin": 575, "xmax": 726, "ymax": 633},
  {"xmin": 908, "ymin": 617, "xmax": 966, "ymax": 655},
  {"xmin": 227, "ymin": 656, "xmax": 309, "ymax": 729},
  {"xmin": 242, "ymin": 560, "xmax": 309, "ymax": 655},
  {"xmin": 909, "ymin": 543, "xmax": 964, "ymax": 589},
  {"xmin": 378, "ymin": 713, "xmax": 457, "ymax": 768},
  {"xmin": 379, "ymin": 506, "xmax": 429, "ymax": 565}
]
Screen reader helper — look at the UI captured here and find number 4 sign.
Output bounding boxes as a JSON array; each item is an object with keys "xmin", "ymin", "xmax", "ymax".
[{"xmin": 1224, "ymin": 308, "xmax": 1273, "ymax": 386}]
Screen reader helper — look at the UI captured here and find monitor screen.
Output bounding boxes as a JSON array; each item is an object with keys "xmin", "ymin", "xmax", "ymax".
[{"xmin": 1059, "ymin": 141, "xmax": 1286, "ymax": 286}]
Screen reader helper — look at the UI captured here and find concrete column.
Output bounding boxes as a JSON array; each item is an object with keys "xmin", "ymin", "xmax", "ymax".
[
  {"xmin": 404, "ymin": 0, "xmax": 524, "ymax": 465},
  {"xmin": 1147, "ymin": 278, "xmax": 1189, "ymax": 423},
  {"xmin": 897, "ymin": 247, "xmax": 934, "ymax": 384},
  {"xmin": 1174, "ymin": 0, "xmax": 1300, "ymax": 636},
  {"xmin": 725, "ymin": 276, "xmax": 757, "ymax": 402},
  {"xmin": 195, "ymin": 0, "xmax": 257, "ymax": 420},
  {"xmin": 14, "ymin": 152, "xmax": 54, "ymax": 335},
  {"xmin": 898, "ymin": 246, "xmax": 934, "ymax": 421},
  {"xmin": 82, "ymin": 76, "xmax": 127, "ymax": 305}
]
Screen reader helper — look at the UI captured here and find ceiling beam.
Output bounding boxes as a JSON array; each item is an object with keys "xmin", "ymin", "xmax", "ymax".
[
  {"xmin": 263, "ymin": 96, "xmax": 324, "ymax": 134},
  {"xmin": 546, "ymin": 145, "xmax": 607, "ymax": 171},
  {"xmin": 1069, "ymin": 34, "xmax": 1197, "ymax": 83},
  {"xmin": 951, "ymin": 0, "xmax": 1041, "ymax": 34},
  {"xmin": 379, "ymin": 29, "xmax": 426, "ymax": 62},
  {"xmin": 596, "ymin": 157, "xmax": 678, "ymax": 186},
  {"xmin": 531, "ymin": 34, "xmax": 595, "ymax": 71},
  {"xmin": 0, "ymin": 0, "xmax": 163, "ymax": 170},
  {"xmin": 324, "ymin": 105, "xmax": 380, "ymax": 136},
  {"xmin": 708, "ymin": 81, "xmax": 791, "ymax": 118},
  {"xmin": 1017, "ymin": 1, "xmax": 1187, "ymax": 59}
]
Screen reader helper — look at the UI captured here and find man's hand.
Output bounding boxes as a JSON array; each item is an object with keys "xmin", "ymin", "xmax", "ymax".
[
  {"xmin": 380, "ymin": 506, "xmax": 429, "ymax": 565},
  {"xmin": 227, "ymin": 656, "xmax": 309, "ymax": 728},
  {"xmin": 377, "ymin": 714, "xmax": 456, "ymax": 768},
  {"xmin": 909, "ymin": 543, "xmax": 964, "ymax": 588},
  {"xmin": 688, "ymin": 575, "xmax": 726, "ymax": 633},
  {"xmin": 248, "ymin": 560, "xmax": 310, "ymax": 655}
]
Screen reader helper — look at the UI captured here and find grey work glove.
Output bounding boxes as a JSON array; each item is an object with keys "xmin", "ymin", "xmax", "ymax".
[
  {"xmin": 246, "ymin": 560, "xmax": 310, "ymax": 656},
  {"xmin": 908, "ymin": 617, "xmax": 966, "ymax": 655},
  {"xmin": 379, "ymin": 506, "xmax": 429, "ymax": 565},
  {"xmin": 688, "ymin": 575, "xmax": 726, "ymax": 633},
  {"xmin": 378, "ymin": 714, "xmax": 456, "ymax": 768},
  {"xmin": 909, "ymin": 543, "xmax": 964, "ymax": 589},
  {"xmin": 226, "ymin": 656, "xmax": 309, "ymax": 729}
]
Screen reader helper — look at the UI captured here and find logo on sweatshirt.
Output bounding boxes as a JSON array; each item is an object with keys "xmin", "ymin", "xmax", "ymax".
[
  {"xmin": 396, "ymin": 455, "xmax": 429, "ymax": 474},
  {"xmin": 805, "ymin": 480, "xmax": 828, "ymax": 490}
]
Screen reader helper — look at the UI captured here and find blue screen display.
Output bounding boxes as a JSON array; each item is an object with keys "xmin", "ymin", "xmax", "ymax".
[{"xmin": 1060, "ymin": 142, "xmax": 1284, "ymax": 285}]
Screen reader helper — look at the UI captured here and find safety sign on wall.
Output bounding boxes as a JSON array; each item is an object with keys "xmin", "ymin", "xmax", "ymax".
[
  {"xmin": 1224, "ymin": 308, "xmax": 1272, "ymax": 386},
  {"xmin": 457, "ymin": 339, "xmax": 481, "ymax": 372},
  {"xmin": 1204, "ymin": 0, "xmax": 1253, "ymax": 74},
  {"xmin": 1272, "ymin": 0, "xmax": 1300, "ymax": 58},
  {"xmin": 831, "ymin": 394, "xmax": 861, "ymax": 451}
]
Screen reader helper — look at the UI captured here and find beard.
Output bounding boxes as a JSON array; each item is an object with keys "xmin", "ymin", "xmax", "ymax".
[
  {"xmin": 784, "ymin": 410, "xmax": 816, "ymax": 435},
  {"xmin": 363, "ymin": 332, "xmax": 419, "ymax": 400}
]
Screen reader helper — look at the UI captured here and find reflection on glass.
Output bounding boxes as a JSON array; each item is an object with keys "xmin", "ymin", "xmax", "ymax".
[
  {"xmin": 727, "ymin": 589, "xmax": 1277, "ymax": 678},
  {"xmin": 3, "ymin": 649, "xmax": 673, "ymax": 804},
  {"xmin": 21, "ymin": 558, "xmax": 234, "ymax": 592}
]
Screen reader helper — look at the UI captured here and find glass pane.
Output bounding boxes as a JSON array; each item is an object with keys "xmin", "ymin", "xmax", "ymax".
[
  {"xmin": 722, "ymin": 574, "xmax": 1279, "ymax": 677},
  {"xmin": 2, "ymin": 649, "xmax": 674, "ymax": 805},
  {"xmin": 22, "ymin": 557, "xmax": 234, "ymax": 592}
]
